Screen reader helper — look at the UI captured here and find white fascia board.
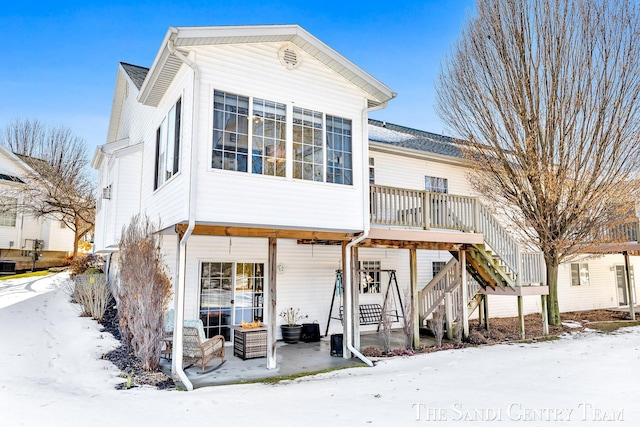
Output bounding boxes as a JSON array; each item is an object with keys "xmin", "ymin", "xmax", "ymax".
[
  {"xmin": 369, "ymin": 141, "xmax": 466, "ymax": 167},
  {"xmin": 137, "ymin": 28, "xmax": 178, "ymax": 106},
  {"xmin": 139, "ymin": 25, "xmax": 395, "ymax": 107},
  {"xmin": 92, "ymin": 137, "xmax": 130, "ymax": 170}
]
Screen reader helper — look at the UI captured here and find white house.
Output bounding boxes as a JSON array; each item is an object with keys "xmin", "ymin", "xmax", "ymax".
[
  {"xmin": 94, "ymin": 25, "xmax": 638, "ymax": 389},
  {"xmin": 0, "ymin": 146, "xmax": 75, "ymax": 271}
]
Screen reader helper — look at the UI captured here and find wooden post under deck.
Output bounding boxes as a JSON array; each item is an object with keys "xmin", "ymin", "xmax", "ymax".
[
  {"xmin": 517, "ymin": 295, "xmax": 525, "ymax": 340},
  {"xmin": 541, "ymin": 295, "xmax": 549, "ymax": 335},
  {"xmin": 267, "ymin": 237, "xmax": 277, "ymax": 369},
  {"xmin": 445, "ymin": 292, "xmax": 453, "ymax": 340},
  {"xmin": 409, "ymin": 248, "xmax": 420, "ymax": 349},
  {"xmin": 483, "ymin": 295, "xmax": 490, "ymax": 331},
  {"xmin": 624, "ymin": 251, "xmax": 636, "ymax": 321}
]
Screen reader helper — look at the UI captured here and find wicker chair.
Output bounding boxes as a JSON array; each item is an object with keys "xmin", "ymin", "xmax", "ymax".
[{"xmin": 182, "ymin": 319, "xmax": 225, "ymax": 372}]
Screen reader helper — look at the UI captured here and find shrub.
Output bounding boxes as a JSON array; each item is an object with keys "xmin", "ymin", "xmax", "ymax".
[
  {"xmin": 83, "ymin": 267, "xmax": 103, "ymax": 275},
  {"xmin": 361, "ymin": 346, "xmax": 383, "ymax": 357},
  {"xmin": 116, "ymin": 214, "xmax": 172, "ymax": 372},
  {"xmin": 430, "ymin": 306, "xmax": 446, "ymax": 348},
  {"xmin": 466, "ymin": 330, "xmax": 488, "ymax": 345},
  {"xmin": 73, "ymin": 274, "xmax": 111, "ymax": 321},
  {"xmin": 69, "ymin": 254, "xmax": 103, "ymax": 277}
]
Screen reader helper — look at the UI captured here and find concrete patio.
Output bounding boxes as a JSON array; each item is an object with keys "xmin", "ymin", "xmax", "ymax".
[{"xmin": 162, "ymin": 330, "xmax": 439, "ymax": 388}]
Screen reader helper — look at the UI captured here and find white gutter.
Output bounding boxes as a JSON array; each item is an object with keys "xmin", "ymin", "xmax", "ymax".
[
  {"xmin": 167, "ymin": 29, "xmax": 200, "ymax": 391},
  {"xmin": 343, "ymin": 100, "xmax": 393, "ymax": 367}
]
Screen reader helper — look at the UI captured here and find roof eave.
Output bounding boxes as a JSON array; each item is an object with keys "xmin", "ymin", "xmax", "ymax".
[{"xmin": 138, "ymin": 25, "xmax": 395, "ymax": 108}]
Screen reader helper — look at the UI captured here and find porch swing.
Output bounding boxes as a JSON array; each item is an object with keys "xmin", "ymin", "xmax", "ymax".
[{"xmin": 325, "ymin": 269, "xmax": 405, "ymax": 336}]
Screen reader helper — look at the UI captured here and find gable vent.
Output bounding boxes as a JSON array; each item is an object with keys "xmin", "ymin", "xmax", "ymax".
[{"xmin": 279, "ymin": 45, "xmax": 302, "ymax": 70}]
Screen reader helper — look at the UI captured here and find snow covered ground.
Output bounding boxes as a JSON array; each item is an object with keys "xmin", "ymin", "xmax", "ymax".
[{"xmin": 1, "ymin": 273, "xmax": 639, "ymax": 426}]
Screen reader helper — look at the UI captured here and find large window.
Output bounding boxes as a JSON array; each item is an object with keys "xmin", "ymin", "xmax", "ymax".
[
  {"xmin": 252, "ymin": 98, "xmax": 286, "ymax": 177},
  {"xmin": 154, "ymin": 98, "xmax": 181, "ymax": 190},
  {"xmin": 212, "ymin": 91, "xmax": 249, "ymax": 172},
  {"xmin": 326, "ymin": 116, "xmax": 352, "ymax": 184},
  {"xmin": 571, "ymin": 263, "xmax": 590, "ymax": 286},
  {"xmin": 0, "ymin": 197, "xmax": 16, "ymax": 227},
  {"xmin": 212, "ymin": 90, "xmax": 352, "ymax": 185},
  {"xmin": 292, "ymin": 107, "xmax": 324, "ymax": 181}
]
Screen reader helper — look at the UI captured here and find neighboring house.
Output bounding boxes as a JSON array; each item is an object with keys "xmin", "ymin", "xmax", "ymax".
[
  {"xmin": 0, "ymin": 146, "xmax": 75, "ymax": 272},
  {"xmin": 94, "ymin": 25, "xmax": 638, "ymax": 386}
]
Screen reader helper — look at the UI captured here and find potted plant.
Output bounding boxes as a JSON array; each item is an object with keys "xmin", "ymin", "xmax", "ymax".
[{"xmin": 279, "ymin": 307, "xmax": 308, "ymax": 343}]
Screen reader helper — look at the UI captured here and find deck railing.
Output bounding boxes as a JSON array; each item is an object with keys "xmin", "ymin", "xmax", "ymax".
[{"xmin": 370, "ymin": 184, "xmax": 546, "ymax": 286}]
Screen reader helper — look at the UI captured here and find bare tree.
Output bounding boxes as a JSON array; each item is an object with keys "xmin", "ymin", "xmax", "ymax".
[
  {"xmin": 0, "ymin": 118, "xmax": 95, "ymax": 256},
  {"xmin": 437, "ymin": 0, "xmax": 640, "ymax": 326}
]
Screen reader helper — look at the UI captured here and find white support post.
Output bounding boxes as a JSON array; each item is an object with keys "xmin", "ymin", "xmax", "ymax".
[
  {"xmin": 410, "ymin": 248, "xmax": 420, "ymax": 349},
  {"xmin": 460, "ymin": 248, "xmax": 469, "ymax": 339},
  {"xmin": 517, "ymin": 295, "xmax": 525, "ymax": 340},
  {"xmin": 352, "ymin": 247, "xmax": 360, "ymax": 351}
]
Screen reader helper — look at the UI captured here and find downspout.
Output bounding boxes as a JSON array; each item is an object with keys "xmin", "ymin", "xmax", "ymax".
[
  {"xmin": 343, "ymin": 99, "xmax": 392, "ymax": 367},
  {"xmin": 168, "ymin": 30, "xmax": 200, "ymax": 391}
]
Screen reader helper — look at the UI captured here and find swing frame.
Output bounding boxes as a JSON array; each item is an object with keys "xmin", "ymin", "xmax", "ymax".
[{"xmin": 325, "ymin": 269, "xmax": 405, "ymax": 336}]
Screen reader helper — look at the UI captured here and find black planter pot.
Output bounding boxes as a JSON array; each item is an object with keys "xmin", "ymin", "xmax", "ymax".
[{"xmin": 280, "ymin": 325, "xmax": 303, "ymax": 343}]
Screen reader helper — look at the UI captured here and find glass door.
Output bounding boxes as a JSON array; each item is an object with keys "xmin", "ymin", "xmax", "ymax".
[
  {"xmin": 200, "ymin": 262, "xmax": 265, "ymax": 342},
  {"xmin": 615, "ymin": 265, "xmax": 629, "ymax": 306},
  {"xmin": 200, "ymin": 262, "xmax": 233, "ymax": 341}
]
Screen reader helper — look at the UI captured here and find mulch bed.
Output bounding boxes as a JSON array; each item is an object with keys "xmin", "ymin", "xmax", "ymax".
[{"xmin": 99, "ymin": 304, "xmax": 175, "ymax": 390}]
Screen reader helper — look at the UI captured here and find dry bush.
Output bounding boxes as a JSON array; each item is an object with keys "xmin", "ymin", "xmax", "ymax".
[
  {"xmin": 117, "ymin": 214, "xmax": 172, "ymax": 372},
  {"xmin": 430, "ymin": 306, "xmax": 446, "ymax": 348},
  {"xmin": 467, "ymin": 330, "xmax": 488, "ymax": 345},
  {"xmin": 361, "ymin": 346, "xmax": 383, "ymax": 358},
  {"xmin": 378, "ymin": 309, "xmax": 392, "ymax": 354},
  {"xmin": 73, "ymin": 274, "xmax": 111, "ymax": 321},
  {"xmin": 69, "ymin": 254, "xmax": 103, "ymax": 277}
]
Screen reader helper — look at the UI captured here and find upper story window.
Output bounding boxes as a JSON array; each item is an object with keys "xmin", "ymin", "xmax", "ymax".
[
  {"xmin": 0, "ymin": 197, "xmax": 17, "ymax": 227},
  {"xmin": 425, "ymin": 176, "xmax": 448, "ymax": 193},
  {"xmin": 293, "ymin": 107, "xmax": 323, "ymax": 182},
  {"xmin": 212, "ymin": 90, "xmax": 352, "ymax": 185},
  {"xmin": 326, "ymin": 116, "xmax": 352, "ymax": 185},
  {"xmin": 252, "ymin": 98, "xmax": 286, "ymax": 177},
  {"xmin": 213, "ymin": 91, "xmax": 249, "ymax": 172},
  {"xmin": 154, "ymin": 98, "xmax": 182, "ymax": 190}
]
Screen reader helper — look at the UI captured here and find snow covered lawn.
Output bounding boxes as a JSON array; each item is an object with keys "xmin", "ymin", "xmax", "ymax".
[{"xmin": 1, "ymin": 273, "xmax": 638, "ymax": 426}]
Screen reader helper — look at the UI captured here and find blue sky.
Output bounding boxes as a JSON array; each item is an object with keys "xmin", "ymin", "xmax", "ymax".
[{"xmin": 0, "ymin": 0, "xmax": 475, "ymax": 155}]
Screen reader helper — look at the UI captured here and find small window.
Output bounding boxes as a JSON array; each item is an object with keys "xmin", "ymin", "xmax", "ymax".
[
  {"xmin": 154, "ymin": 98, "xmax": 181, "ymax": 189},
  {"xmin": 432, "ymin": 261, "xmax": 447, "ymax": 277},
  {"xmin": 369, "ymin": 157, "xmax": 375, "ymax": 184},
  {"xmin": 571, "ymin": 263, "xmax": 589, "ymax": 286},
  {"xmin": 0, "ymin": 197, "xmax": 17, "ymax": 227},
  {"xmin": 425, "ymin": 176, "xmax": 448, "ymax": 193},
  {"xmin": 360, "ymin": 261, "xmax": 381, "ymax": 294}
]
